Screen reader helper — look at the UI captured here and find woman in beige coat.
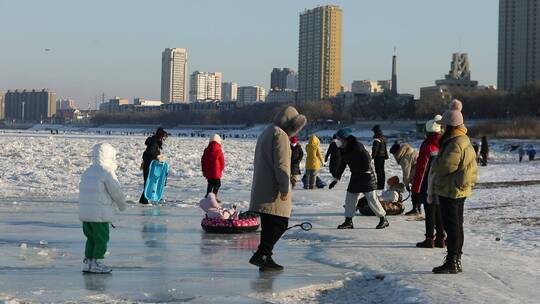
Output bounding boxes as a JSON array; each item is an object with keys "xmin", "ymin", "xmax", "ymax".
[{"xmin": 248, "ymin": 106, "xmax": 306, "ymax": 272}]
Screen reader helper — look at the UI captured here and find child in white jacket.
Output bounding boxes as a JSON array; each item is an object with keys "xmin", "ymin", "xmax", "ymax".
[{"xmin": 79, "ymin": 143, "xmax": 127, "ymax": 273}]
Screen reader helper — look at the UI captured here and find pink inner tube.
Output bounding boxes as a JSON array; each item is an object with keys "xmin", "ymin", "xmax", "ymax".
[{"xmin": 201, "ymin": 217, "xmax": 260, "ymax": 228}]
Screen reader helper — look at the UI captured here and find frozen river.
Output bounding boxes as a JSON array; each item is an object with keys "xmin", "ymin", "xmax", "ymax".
[{"xmin": 0, "ymin": 132, "xmax": 539, "ymax": 303}]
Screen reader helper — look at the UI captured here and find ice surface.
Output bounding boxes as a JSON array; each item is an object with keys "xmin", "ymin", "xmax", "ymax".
[{"xmin": 0, "ymin": 132, "xmax": 539, "ymax": 303}]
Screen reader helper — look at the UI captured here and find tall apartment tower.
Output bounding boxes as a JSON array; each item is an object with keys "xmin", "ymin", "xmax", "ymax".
[
  {"xmin": 0, "ymin": 91, "xmax": 4, "ymax": 120},
  {"xmin": 189, "ymin": 71, "xmax": 222, "ymax": 101},
  {"xmin": 222, "ymin": 82, "xmax": 238, "ymax": 101},
  {"xmin": 498, "ymin": 0, "xmax": 540, "ymax": 91},
  {"xmin": 4, "ymin": 89, "xmax": 57, "ymax": 122},
  {"xmin": 271, "ymin": 68, "xmax": 297, "ymax": 91},
  {"xmin": 297, "ymin": 5, "xmax": 342, "ymax": 103},
  {"xmin": 161, "ymin": 48, "xmax": 188, "ymax": 103}
]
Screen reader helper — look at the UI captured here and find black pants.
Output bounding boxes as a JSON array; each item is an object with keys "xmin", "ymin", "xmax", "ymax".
[
  {"xmin": 257, "ymin": 213, "xmax": 289, "ymax": 257},
  {"xmin": 139, "ymin": 161, "xmax": 150, "ymax": 204},
  {"xmin": 439, "ymin": 196, "xmax": 465, "ymax": 257},
  {"xmin": 206, "ymin": 179, "xmax": 221, "ymax": 196},
  {"xmin": 480, "ymin": 153, "xmax": 488, "ymax": 166},
  {"xmin": 424, "ymin": 202, "xmax": 445, "ymax": 238},
  {"xmin": 374, "ymin": 158, "xmax": 385, "ymax": 190}
]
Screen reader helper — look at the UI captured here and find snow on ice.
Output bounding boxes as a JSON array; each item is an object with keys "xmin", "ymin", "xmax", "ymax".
[{"xmin": 0, "ymin": 131, "xmax": 538, "ymax": 303}]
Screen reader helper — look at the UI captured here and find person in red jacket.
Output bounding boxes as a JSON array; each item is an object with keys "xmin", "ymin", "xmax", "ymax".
[
  {"xmin": 412, "ymin": 115, "xmax": 446, "ymax": 248},
  {"xmin": 202, "ymin": 134, "xmax": 225, "ymax": 198}
]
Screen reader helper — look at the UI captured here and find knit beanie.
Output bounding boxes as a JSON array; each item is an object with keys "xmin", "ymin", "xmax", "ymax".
[
  {"xmin": 290, "ymin": 135, "xmax": 298, "ymax": 144},
  {"xmin": 440, "ymin": 99, "xmax": 464, "ymax": 127},
  {"xmin": 425, "ymin": 114, "xmax": 443, "ymax": 133},
  {"xmin": 335, "ymin": 128, "xmax": 353, "ymax": 140},
  {"xmin": 387, "ymin": 176, "xmax": 400, "ymax": 186},
  {"xmin": 211, "ymin": 134, "xmax": 222, "ymax": 145}
]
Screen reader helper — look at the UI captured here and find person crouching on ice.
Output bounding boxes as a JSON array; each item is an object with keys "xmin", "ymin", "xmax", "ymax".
[
  {"xmin": 202, "ymin": 134, "xmax": 225, "ymax": 198},
  {"xmin": 79, "ymin": 143, "xmax": 127, "ymax": 274},
  {"xmin": 249, "ymin": 106, "xmax": 307, "ymax": 272},
  {"xmin": 329, "ymin": 128, "xmax": 389, "ymax": 230}
]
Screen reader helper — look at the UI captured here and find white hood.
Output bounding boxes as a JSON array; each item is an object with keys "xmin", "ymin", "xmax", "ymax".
[{"xmin": 92, "ymin": 143, "xmax": 117, "ymax": 172}]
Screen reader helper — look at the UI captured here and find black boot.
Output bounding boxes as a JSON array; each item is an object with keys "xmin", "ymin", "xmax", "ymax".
[
  {"xmin": 249, "ymin": 251, "xmax": 266, "ymax": 267},
  {"xmin": 259, "ymin": 256, "xmax": 284, "ymax": 272},
  {"xmin": 376, "ymin": 217, "xmax": 389, "ymax": 229},
  {"xmin": 432, "ymin": 255, "xmax": 459, "ymax": 274},
  {"xmin": 416, "ymin": 235, "xmax": 435, "ymax": 248},
  {"xmin": 456, "ymin": 253, "xmax": 463, "ymax": 273},
  {"xmin": 337, "ymin": 217, "xmax": 353, "ymax": 229}
]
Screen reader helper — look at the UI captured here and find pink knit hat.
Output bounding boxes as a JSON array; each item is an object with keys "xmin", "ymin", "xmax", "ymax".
[{"xmin": 440, "ymin": 99, "xmax": 464, "ymax": 127}]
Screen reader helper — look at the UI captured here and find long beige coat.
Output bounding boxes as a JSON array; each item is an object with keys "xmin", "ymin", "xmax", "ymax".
[
  {"xmin": 394, "ymin": 143, "xmax": 418, "ymax": 186},
  {"xmin": 249, "ymin": 106, "xmax": 307, "ymax": 218}
]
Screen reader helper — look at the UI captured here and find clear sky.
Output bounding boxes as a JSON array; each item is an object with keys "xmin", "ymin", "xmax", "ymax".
[{"xmin": 0, "ymin": 0, "xmax": 498, "ymax": 109}]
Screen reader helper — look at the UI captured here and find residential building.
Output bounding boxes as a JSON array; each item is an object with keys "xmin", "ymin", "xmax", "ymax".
[
  {"xmin": 222, "ymin": 82, "xmax": 238, "ymax": 101},
  {"xmin": 0, "ymin": 91, "xmax": 4, "ymax": 120},
  {"xmin": 189, "ymin": 71, "xmax": 222, "ymax": 101},
  {"xmin": 161, "ymin": 48, "xmax": 188, "ymax": 103},
  {"xmin": 498, "ymin": 0, "xmax": 540, "ymax": 91},
  {"xmin": 237, "ymin": 86, "xmax": 266, "ymax": 103},
  {"xmin": 351, "ymin": 80, "xmax": 392, "ymax": 94},
  {"xmin": 99, "ymin": 97, "xmax": 129, "ymax": 113},
  {"xmin": 266, "ymin": 90, "xmax": 297, "ymax": 103},
  {"xmin": 271, "ymin": 68, "xmax": 297, "ymax": 91},
  {"xmin": 56, "ymin": 99, "xmax": 76, "ymax": 110},
  {"xmin": 298, "ymin": 5, "xmax": 342, "ymax": 103},
  {"xmin": 420, "ymin": 85, "xmax": 453, "ymax": 102},
  {"xmin": 4, "ymin": 89, "xmax": 57, "ymax": 122}
]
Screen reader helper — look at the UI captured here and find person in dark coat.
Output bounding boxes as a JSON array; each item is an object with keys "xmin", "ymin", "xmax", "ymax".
[
  {"xmin": 324, "ymin": 134, "xmax": 342, "ymax": 179},
  {"xmin": 371, "ymin": 125, "xmax": 389, "ymax": 190},
  {"xmin": 139, "ymin": 127, "xmax": 168, "ymax": 204},
  {"xmin": 329, "ymin": 128, "xmax": 389, "ymax": 230},
  {"xmin": 527, "ymin": 144, "xmax": 536, "ymax": 161},
  {"xmin": 480, "ymin": 136, "xmax": 489, "ymax": 166},
  {"xmin": 290, "ymin": 136, "xmax": 304, "ymax": 188}
]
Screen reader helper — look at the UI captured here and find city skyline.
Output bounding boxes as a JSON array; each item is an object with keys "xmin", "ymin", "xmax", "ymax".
[{"xmin": 0, "ymin": 0, "xmax": 498, "ymax": 108}]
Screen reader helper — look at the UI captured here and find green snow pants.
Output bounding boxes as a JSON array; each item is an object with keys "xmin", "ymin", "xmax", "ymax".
[{"xmin": 82, "ymin": 222, "xmax": 110, "ymax": 259}]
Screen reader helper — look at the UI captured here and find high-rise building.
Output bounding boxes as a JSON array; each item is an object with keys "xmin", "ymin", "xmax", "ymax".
[
  {"xmin": 56, "ymin": 99, "xmax": 76, "ymax": 110},
  {"xmin": 222, "ymin": 82, "xmax": 238, "ymax": 101},
  {"xmin": 0, "ymin": 91, "xmax": 4, "ymax": 120},
  {"xmin": 498, "ymin": 0, "xmax": 540, "ymax": 91},
  {"xmin": 271, "ymin": 68, "xmax": 297, "ymax": 91},
  {"xmin": 237, "ymin": 86, "xmax": 266, "ymax": 103},
  {"xmin": 189, "ymin": 71, "xmax": 222, "ymax": 101},
  {"xmin": 161, "ymin": 48, "xmax": 188, "ymax": 103},
  {"xmin": 298, "ymin": 5, "xmax": 342, "ymax": 103},
  {"xmin": 4, "ymin": 89, "xmax": 57, "ymax": 122}
]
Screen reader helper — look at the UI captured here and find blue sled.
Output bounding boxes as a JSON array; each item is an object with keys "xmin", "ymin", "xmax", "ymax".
[{"xmin": 144, "ymin": 160, "xmax": 169, "ymax": 203}]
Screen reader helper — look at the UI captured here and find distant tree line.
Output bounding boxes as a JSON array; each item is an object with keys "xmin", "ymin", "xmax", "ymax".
[{"xmin": 92, "ymin": 81, "xmax": 540, "ymax": 126}]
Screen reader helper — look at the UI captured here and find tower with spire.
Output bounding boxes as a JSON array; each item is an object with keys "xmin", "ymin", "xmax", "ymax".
[{"xmin": 391, "ymin": 48, "xmax": 398, "ymax": 95}]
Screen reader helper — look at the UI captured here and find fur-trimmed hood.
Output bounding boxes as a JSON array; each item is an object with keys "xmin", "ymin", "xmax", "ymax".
[{"xmin": 273, "ymin": 106, "xmax": 307, "ymax": 137}]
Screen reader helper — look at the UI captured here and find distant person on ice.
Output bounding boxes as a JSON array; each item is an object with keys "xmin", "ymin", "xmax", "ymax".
[
  {"xmin": 371, "ymin": 125, "xmax": 389, "ymax": 190},
  {"xmin": 389, "ymin": 141, "xmax": 419, "ymax": 215},
  {"xmin": 412, "ymin": 114, "xmax": 446, "ymax": 249},
  {"xmin": 139, "ymin": 127, "xmax": 167, "ymax": 204},
  {"xmin": 428, "ymin": 99, "xmax": 478, "ymax": 274},
  {"xmin": 79, "ymin": 143, "xmax": 127, "ymax": 274},
  {"xmin": 518, "ymin": 145, "xmax": 525, "ymax": 162},
  {"xmin": 324, "ymin": 134, "xmax": 342, "ymax": 180},
  {"xmin": 249, "ymin": 106, "xmax": 306, "ymax": 272},
  {"xmin": 290, "ymin": 136, "xmax": 303, "ymax": 188},
  {"xmin": 201, "ymin": 134, "xmax": 225, "ymax": 198},
  {"xmin": 329, "ymin": 128, "xmax": 389, "ymax": 230},
  {"xmin": 480, "ymin": 136, "xmax": 489, "ymax": 166},
  {"xmin": 305, "ymin": 135, "xmax": 324, "ymax": 189},
  {"xmin": 527, "ymin": 144, "xmax": 536, "ymax": 161}
]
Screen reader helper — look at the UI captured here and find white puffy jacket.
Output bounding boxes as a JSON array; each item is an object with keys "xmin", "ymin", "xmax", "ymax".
[{"xmin": 79, "ymin": 143, "xmax": 127, "ymax": 222}]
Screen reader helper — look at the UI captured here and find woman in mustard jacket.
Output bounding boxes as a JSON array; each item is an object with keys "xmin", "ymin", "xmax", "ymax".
[
  {"xmin": 429, "ymin": 100, "xmax": 477, "ymax": 274},
  {"xmin": 305, "ymin": 135, "xmax": 324, "ymax": 189}
]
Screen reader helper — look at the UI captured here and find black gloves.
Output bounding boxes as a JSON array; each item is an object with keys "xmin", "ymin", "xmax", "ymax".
[{"xmin": 329, "ymin": 180, "xmax": 338, "ymax": 189}]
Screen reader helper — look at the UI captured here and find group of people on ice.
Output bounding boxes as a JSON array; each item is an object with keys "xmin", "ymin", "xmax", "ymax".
[{"xmin": 77, "ymin": 99, "xmax": 477, "ymax": 275}]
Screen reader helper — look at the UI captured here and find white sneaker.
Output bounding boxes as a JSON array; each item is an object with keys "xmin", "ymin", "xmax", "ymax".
[
  {"xmin": 89, "ymin": 259, "xmax": 112, "ymax": 274},
  {"xmin": 82, "ymin": 258, "xmax": 92, "ymax": 272}
]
